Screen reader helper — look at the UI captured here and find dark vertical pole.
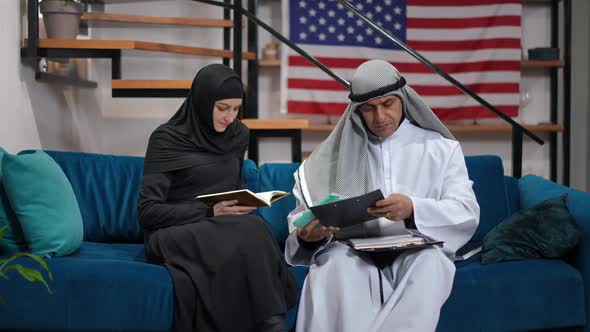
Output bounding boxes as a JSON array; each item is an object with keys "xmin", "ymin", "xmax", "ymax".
[
  {"xmin": 223, "ymin": 0, "xmax": 231, "ymax": 66},
  {"xmin": 232, "ymin": 0, "xmax": 242, "ymax": 78},
  {"xmin": 248, "ymin": 132, "xmax": 259, "ymax": 165},
  {"xmin": 111, "ymin": 50, "xmax": 121, "ymax": 79},
  {"xmin": 512, "ymin": 127, "xmax": 523, "ymax": 179},
  {"xmin": 563, "ymin": 0, "xmax": 572, "ymax": 185},
  {"xmin": 292, "ymin": 130, "xmax": 302, "ymax": 163},
  {"xmin": 549, "ymin": 0, "xmax": 558, "ymax": 182},
  {"xmin": 245, "ymin": 0, "xmax": 258, "ymax": 119},
  {"xmin": 27, "ymin": 0, "xmax": 39, "ymax": 62}
]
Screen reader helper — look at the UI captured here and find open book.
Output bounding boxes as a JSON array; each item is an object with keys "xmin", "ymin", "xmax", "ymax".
[
  {"xmin": 346, "ymin": 233, "xmax": 443, "ymax": 252},
  {"xmin": 195, "ymin": 189, "xmax": 289, "ymax": 207}
]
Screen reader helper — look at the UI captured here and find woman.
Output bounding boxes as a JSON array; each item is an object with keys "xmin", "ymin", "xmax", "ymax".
[{"xmin": 138, "ymin": 64, "xmax": 296, "ymax": 332}]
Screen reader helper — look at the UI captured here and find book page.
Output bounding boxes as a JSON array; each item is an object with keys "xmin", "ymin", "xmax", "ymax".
[
  {"xmin": 348, "ymin": 235, "xmax": 425, "ymax": 249},
  {"xmin": 256, "ymin": 191, "xmax": 289, "ymax": 205}
]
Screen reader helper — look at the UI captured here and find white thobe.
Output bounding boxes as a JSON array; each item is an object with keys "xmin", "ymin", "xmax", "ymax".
[{"xmin": 285, "ymin": 121, "xmax": 480, "ymax": 332}]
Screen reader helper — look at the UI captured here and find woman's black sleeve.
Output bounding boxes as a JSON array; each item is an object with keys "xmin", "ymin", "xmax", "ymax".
[{"xmin": 138, "ymin": 172, "xmax": 213, "ymax": 231}]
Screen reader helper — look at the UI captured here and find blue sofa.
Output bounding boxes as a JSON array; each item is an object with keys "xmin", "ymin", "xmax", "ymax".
[{"xmin": 0, "ymin": 150, "xmax": 587, "ymax": 332}]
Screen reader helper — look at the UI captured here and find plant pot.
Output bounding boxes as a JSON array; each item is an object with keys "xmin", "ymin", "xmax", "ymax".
[{"xmin": 39, "ymin": 0, "xmax": 83, "ymax": 39}]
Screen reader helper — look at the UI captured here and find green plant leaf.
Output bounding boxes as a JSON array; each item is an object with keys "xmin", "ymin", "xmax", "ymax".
[
  {"xmin": 0, "ymin": 253, "xmax": 52, "ymax": 280},
  {"xmin": 3, "ymin": 264, "xmax": 52, "ymax": 294},
  {"xmin": 0, "ymin": 271, "xmax": 8, "ymax": 280},
  {"xmin": 0, "ymin": 226, "xmax": 7, "ymax": 240}
]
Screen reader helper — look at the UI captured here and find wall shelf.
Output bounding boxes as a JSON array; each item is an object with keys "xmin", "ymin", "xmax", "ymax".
[
  {"xmin": 256, "ymin": 59, "xmax": 564, "ymax": 69},
  {"xmin": 26, "ymin": 39, "xmax": 256, "ymax": 59},
  {"xmin": 304, "ymin": 123, "xmax": 564, "ymax": 134},
  {"xmin": 81, "ymin": 13, "xmax": 236, "ymax": 28}
]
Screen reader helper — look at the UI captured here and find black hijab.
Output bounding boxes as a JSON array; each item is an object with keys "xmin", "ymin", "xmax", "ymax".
[{"xmin": 143, "ymin": 64, "xmax": 249, "ymax": 174}]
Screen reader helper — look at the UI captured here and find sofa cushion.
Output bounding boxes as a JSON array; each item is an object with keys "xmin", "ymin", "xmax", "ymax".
[
  {"xmin": 242, "ymin": 159, "xmax": 258, "ymax": 192},
  {"xmin": 482, "ymin": 195, "xmax": 580, "ymax": 264},
  {"xmin": 41, "ymin": 150, "xmax": 145, "ymax": 243},
  {"xmin": 504, "ymin": 176, "xmax": 520, "ymax": 216},
  {"xmin": 257, "ymin": 163, "xmax": 300, "ymax": 247},
  {"xmin": 0, "ymin": 241, "xmax": 173, "ymax": 332},
  {"xmin": 3, "ymin": 150, "xmax": 83, "ymax": 257},
  {"xmin": 464, "ymin": 156, "xmax": 511, "ymax": 242},
  {"xmin": 0, "ymin": 147, "xmax": 26, "ymax": 254},
  {"xmin": 519, "ymin": 175, "xmax": 590, "ymax": 227},
  {"xmin": 439, "ymin": 259, "xmax": 586, "ymax": 331}
]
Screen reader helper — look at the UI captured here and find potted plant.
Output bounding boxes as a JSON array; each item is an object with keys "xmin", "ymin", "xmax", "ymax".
[
  {"xmin": 0, "ymin": 227, "xmax": 52, "ymax": 304},
  {"xmin": 39, "ymin": 0, "xmax": 84, "ymax": 39}
]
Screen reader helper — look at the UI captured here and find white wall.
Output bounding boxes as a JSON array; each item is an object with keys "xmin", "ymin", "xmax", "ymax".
[
  {"xmin": 0, "ymin": 1, "xmax": 41, "ymax": 154},
  {"xmin": 3, "ymin": 0, "xmax": 588, "ymax": 189}
]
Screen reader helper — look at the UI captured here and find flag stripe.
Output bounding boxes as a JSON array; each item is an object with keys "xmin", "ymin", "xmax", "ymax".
[
  {"xmin": 433, "ymin": 105, "xmax": 519, "ymax": 120},
  {"xmin": 288, "ymin": 46, "xmax": 521, "ymax": 62},
  {"xmin": 407, "ymin": 4, "xmax": 521, "ymax": 19},
  {"xmin": 287, "ymin": 102, "xmax": 519, "ymax": 119},
  {"xmin": 407, "ymin": 27, "xmax": 521, "ymax": 41},
  {"xmin": 408, "ymin": 38, "xmax": 520, "ymax": 51},
  {"xmin": 288, "ymin": 88, "xmax": 518, "ymax": 106},
  {"xmin": 407, "ymin": 16, "xmax": 520, "ymax": 29},
  {"xmin": 408, "ymin": 0, "xmax": 522, "ymax": 6},
  {"xmin": 288, "ymin": 79, "xmax": 518, "ymax": 95},
  {"xmin": 287, "ymin": 67, "xmax": 521, "ymax": 85},
  {"xmin": 288, "ymin": 101, "xmax": 349, "ymax": 115},
  {"xmin": 289, "ymin": 57, "xmax": 520, "ymax": 73}
]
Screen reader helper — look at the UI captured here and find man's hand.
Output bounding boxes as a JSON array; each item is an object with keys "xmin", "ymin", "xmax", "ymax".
[
  {"xmin": 213, "ymin": 200, "xmax": 257, "ymax": 216},
  {"xmin": 367, "ymin": 194, "xmax": 413, "ymax": 221},
  {"xmin": 297, "ymin": 219, "xmax": 339, "ymax": 243}
]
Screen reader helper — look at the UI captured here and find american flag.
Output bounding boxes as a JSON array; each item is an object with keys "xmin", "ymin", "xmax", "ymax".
[{"xmin": 281, "ymin": 0, "xmax": 522, "ymax": 120}]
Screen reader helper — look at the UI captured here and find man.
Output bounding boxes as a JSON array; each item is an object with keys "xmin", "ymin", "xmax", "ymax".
[{"xmin": 284, "ymin": 60, "xmax": 480, "ymax": 332}]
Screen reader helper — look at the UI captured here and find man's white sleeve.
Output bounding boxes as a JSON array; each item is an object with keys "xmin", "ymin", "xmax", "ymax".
[{"xmin": 409, "ymin": 143, "xmax": 480, "ymax": 254}]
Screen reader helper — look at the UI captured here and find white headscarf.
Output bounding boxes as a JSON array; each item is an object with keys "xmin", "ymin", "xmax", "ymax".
[{"xmin": 301, "ymin": 60, "xmax": 454, "ymax": 208}]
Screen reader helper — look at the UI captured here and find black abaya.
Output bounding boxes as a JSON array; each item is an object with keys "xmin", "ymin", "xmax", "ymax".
[{"xmin": 138, "ymin": 64, "xmax": 297, "ymax": 332}]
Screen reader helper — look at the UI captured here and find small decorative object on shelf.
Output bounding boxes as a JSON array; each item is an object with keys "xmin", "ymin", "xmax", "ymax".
[
  {"xmin": 528, "ymin": 47, "xmax": 560, "ymax": 61},
  {"xmin": 262, "ymin": 41, "xmax": 279, "ymax": 61},
  {"xmin": 39, "ymin": 0, "xmax": 84, "ymax": 39}
]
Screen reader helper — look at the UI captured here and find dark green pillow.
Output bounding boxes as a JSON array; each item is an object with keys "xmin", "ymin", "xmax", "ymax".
[{"xmin": 482, "ymin": 195, "xmax": 580, "ymax": 264}]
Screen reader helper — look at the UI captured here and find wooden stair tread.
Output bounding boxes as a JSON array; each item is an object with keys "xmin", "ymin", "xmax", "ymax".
[
  {"xmin": 112, "ymin": 80, "xmax": 191, "ymax": 89},
  {"xmin": 35, "ymin": 39, "xmax": 256, "ymax": 59},
  {"xmin": 305, "ymin": 123, "xmax": 564, "ymax": 133},
  {"xmin": 81, "ymin": 13, "xmax": 235, "ymax": 27},
  {"xmin": 241, "ymin": 119, "xmax": 309, "ymax": 130}
]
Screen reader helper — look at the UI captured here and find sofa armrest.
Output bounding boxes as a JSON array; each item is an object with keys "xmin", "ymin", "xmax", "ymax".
[{"xmin": 518, "ymin": 174, "xmax": 590, "ymax": 331}]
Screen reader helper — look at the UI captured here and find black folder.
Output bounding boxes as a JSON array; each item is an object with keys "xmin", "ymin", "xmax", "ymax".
[{"xmin": 309, "ymin": 189, "xmax": 385, "ymax": 228}]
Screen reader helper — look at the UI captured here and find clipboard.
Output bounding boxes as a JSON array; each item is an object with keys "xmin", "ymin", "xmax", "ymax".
[{"xmin": 309, "ymin": 189, "xmax": 384, "ymax": 228}]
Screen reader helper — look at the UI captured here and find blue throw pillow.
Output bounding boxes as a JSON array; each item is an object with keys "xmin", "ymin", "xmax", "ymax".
[
  {"xmin": 481, "ymin": 195, "xmax": 581, "ymax": 264},
  {"xmin": 1, "ymin": 150, "xmax": 83, "ymax": 257},
  {"xmin": 0, "ymin": 147, "xmax": 27, "ymax": 253}
]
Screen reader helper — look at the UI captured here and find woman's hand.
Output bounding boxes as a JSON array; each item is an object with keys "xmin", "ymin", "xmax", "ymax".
[
  {"xmin": 297, "ymin": 219, "xmax": 339, "ymax": 242},
  {"xmin": 367, "ymin": 194, "xmax": 413, "ymax": 221},
  {"xmin": 213, "ymin": 200, "xmax": 257, "ymax": 216}
]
